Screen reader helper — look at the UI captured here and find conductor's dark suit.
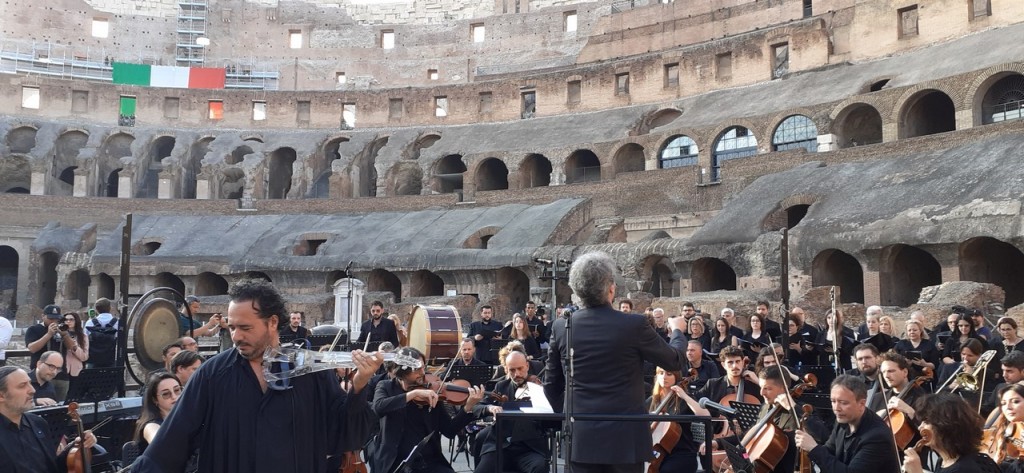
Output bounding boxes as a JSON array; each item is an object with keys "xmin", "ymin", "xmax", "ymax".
[{"xmin": 543, "ymin": 304, "xmax": 687, "ymax": 467}]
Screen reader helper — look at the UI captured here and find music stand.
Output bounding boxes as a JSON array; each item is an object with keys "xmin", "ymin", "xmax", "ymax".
[
  {"xmin": 306, "ymin": 334, "xmax": 349, "ymax": 351},
  {"xmin": 30, "ymin": 405, "xmax": 73, "ymax": 449},
  {"xmin": 719, "ymin": 439, "xmax": 754, "ymax": 473},
  {"xmin": 66, "ymin": 367, "xmax": 123, "ymax": 404},
  {"xmin": 448, "ymin": 365, "xmax": 494, "ymax": 386},
  {"xmin": 729, "ymin": 401, "xmax": 763, "ymax": 432}
]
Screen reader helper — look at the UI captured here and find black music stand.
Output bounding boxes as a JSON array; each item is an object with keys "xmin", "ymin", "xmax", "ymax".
[
  {"xmin": 67, "ymin": 367, "xmax": 123, "ymax": 404},
  {"xmin": 30, "ymin": 405, "xmax": 74, "ymax": 450},
  {"xmin": 719, "ymin": 439, "xmax": 755, "ymax": 473},
  {"xmin": 729, "ymin": 401, "xmax": 763, "ymax": 432},
  {"xmin": 448, "ymin": 365, "xmax": 494, "ymax": 386}
]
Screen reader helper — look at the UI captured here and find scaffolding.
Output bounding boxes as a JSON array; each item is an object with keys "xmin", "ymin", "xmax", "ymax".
[
  {"xmin": 176, "ymin": 0, "xmax": 209, "ymax": 66},
  {"xmin": 0, "ymin": 39, "xmax": 279, "ymax": 90}
]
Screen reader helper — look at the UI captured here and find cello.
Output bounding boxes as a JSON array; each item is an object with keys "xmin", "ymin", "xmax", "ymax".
[
  {"xmin": 884, "ymin": 367, "xmax": 933, "ymax": 450},
  {"xmin": 648, "ymin": 368, "xmax": 699, "ymax": 473},
  {"xmin": 737, "ymin": 370, "xmax": 818, "ymax": 473}
]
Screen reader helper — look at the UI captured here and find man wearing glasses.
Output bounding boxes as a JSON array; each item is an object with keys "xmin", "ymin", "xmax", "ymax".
[{"xmin": 29, "ymin": 351, "xmax": 63, "ymax": 407}]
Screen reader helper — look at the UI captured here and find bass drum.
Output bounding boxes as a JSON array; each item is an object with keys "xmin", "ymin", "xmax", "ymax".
[{"xmin": 408, "ymin": 305, "xmax": 462, "ymax": 365}]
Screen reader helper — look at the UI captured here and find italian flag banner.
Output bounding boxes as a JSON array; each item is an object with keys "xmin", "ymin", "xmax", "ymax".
[{"xmin": 112, "ymin": 62, "xmax": 226, "ymax": 89}]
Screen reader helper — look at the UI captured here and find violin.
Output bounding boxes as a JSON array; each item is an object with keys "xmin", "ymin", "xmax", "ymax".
[
  {"xmin": 886, "ymin": 367, "xmax": 933, "ymax": 450},
  {"xmin": 789, "ymin": 373, "xmax": 817, "ymax": 398},
  {"xmin": 413, "ymin": 373, "xmax": 508, "ymax": 406},
  {"xmin": 66, "ymin": 402, "xmax": 91, "ymax": 473},
  {"xmin": 984, "ymin": 421, "xmax": 1024, "ymax": 463}
]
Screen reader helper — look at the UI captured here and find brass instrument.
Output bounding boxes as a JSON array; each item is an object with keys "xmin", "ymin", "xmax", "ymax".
[{"xmin": 935, "ymin": 349, "xmax": 996, "ymax": 393}]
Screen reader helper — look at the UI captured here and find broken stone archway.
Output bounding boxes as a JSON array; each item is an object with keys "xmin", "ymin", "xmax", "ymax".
[
  {"xmin": 267, "ymin": 147, "xmax": 296, "ymax": 199},
  {"xmin": 0, "ymin": 246, "xmax": 18, "ymax": 308},
  {"xmin": 227, "ymin": 145, "xmax": 253, "ymax": 165},
  {"xmin": 0, "ymin": 155, "xmax": 32, "ymax": 193},
  {"xmin": 879, "ymin": 244, "xmax": 941, "ymax": 307},
  {"xmin": 37, "ymin": 251, "xmax": 60, "ymax": 307},
  {"xmin": 154, "ymin": 272, "xmax": 186, "ymax": 298},
  {"xmin": 641, "ymin": 255, "xmax": 677, "ymax": 297},
  {"xmin": 310, "ymin": 137, "xmax": 348, "ymax": 198},
  {"xmin": 137, "ymin": 135, "xmax": 176, "ymax": 198},
  {"xmin": 613, "ymin": 143, "xmax": 646, "ymax": 174},
  {"xmin": 368, "ymin": 268, "xmax": 402, "ymax": 302},
  {"xmin": 834, "ymin": 103, "xmax": 883, "ymax": 148},
  {"xmin": 183, "ymin": 137, "xmax": 215, "ymax": 199},
  {"xmin": 194, "ymin": 272, "xmax": 229, "ymax": 296},
  {"xmin": 899, "ymin": 89, "xmax": 956, "ymax": 139},
  {"xmin": 565, "ymin": 149, "xmax": 601, "ymax": 184},
  {"xmin": 476, "ymin": 158, "xmax": 509, "ymax": 192},
  {"xmin": 811, "ymin": 249, "xmax": 864, "ymax": 304},
  {"xmin": 690, "ymin": 257, "xmax": 737, "ymax": 292},
  {"xmin": 496, "ymin": 267, "xmax": 530, "ymax": 313},
  {"xmin": 959, "ymin": 237, "xmax": 1024, "ymax": 307},
  {"xmin": 96, "ymin": 273, "xmax": 115, "ymax": 300},
  {"xmin": 432, "ymin": 155, "xmax": 466, "ymax": 194},
  {"xmin": 386, "ymin": 162, "xmax": 423, "ymax": 196},
  {"xmin": 409, "ymin": 270, "xmax": 445, "ymax": 297},
  {"xmin": 221, "ymin": 168, "xmax": 245, "ymax": 199},
  {"xmin": 52, "ymin": 130, "xmax": 89, "ymax": 196},
  {"xmin": 6, "ymin": 126, "xmax": 37, "ymax": 154},
  {"xmin": 519, "ymin": 154, "xmax": 551, "ymax": 188},
  {"xmin": 65, "ymin": 269, "xmax": 90, "ymax": 308}
]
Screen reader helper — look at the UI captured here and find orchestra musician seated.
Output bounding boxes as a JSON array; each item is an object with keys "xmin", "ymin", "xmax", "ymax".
[
  {"xmin": 647, "ymin": 366, "xmax": 705, "ymax": 473},
  {"xmin": 684, "ymin": 340, "xmax": 720, "ymax": 388},
  {"xmin": 901, "ymin": 393, "xmax": 1000, "ymax": 473},
  {"xmin": 369, "ymin": 346, "xmax": 492, "ymax": 473},
  {"xmin": 981, "ymin": 351, "xmax": 1024, "ymax": 415},
  {"xmin": 870, "ymin": 351, "xmax": 927, "ymax": 421},
  {"xmin": 981, "ymin": 384, "xmax": 1024, "ymax": 472},
  {"xmin": 473, "ymin": 351, "xmax": 549, "ymax": 473},
  {"xmin": 492, "ymin": 340, "xmax": 544, "ymax": 382},
  {"xmin": 937, "ymin": 339, "xmax": 997, "ymax": 409},
  {"xmin": 795, "ymin": 374, "xmax": 901, "ymax": 473},
  {"xmin": 0, "ymin": 366, "xmax": 98, "ymax": 473},
  {"xmin": 754, "ymin": 346, "xmax": 801, "ymax": 384},
  {"xmin": 694, "ymin": 346, "xmax": 763, "ymax": 422}
]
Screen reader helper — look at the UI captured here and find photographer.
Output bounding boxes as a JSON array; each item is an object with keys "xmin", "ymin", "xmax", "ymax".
[{"xmin": 25, "ymin": 305, "xmax": 76, "ymax": 400}]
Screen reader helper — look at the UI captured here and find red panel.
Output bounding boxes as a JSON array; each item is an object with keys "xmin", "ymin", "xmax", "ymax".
[{"xmin": 188, "ymin": 68, "xmax": 226, "ymax": 89}]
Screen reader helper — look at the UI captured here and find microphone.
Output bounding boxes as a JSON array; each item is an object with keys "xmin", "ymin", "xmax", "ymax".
[
  {"xmin": 698, "ymin": 397, "xmax": 738, "ymax": 417},
  {"xmin": 534, "ymin": 258, "xmax": 553, "ymax": 265}
]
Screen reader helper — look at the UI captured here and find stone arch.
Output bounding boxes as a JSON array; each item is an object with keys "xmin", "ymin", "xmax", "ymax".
[
  {"xmin": 368, "ymin": 268, "xmax": 402, "ymax": 302},
  {"xmin": 475, "ymin": 157, "xmax": 509, "ymax": 191},
  {"xmin": 832, "ymin": 103, "xmax": 883, "ymax": 148},
  {"xmin": 463, "ymin": 226, "xmax": 501, "ymax": 249},
  {"xmin": 0, "ymin": 155, "xmax": 32, "ymax": 193},
  {"xmin": 228, "ymin": 145, "xmax": 253, "ymax": 165},
  {"xmin": 879, "ymin": 244, "xmax": 941, "ymax": 307},
  {"xmin": 771, "ymin": 114, "xmax": 818, "ymax": 152},
  {"xmin": 0, "ymin": 246, "xmax": 19, "ymax": 308},
  {"xmin": 612, "ymin": 143, "xmax": 646, "ymax": 174},
  {"xmin": 711, "ymin": 126, "xmax": 758, "ymax": 181},
  {"xmin": 195, "ymin": 272, "xmax": 229, "ymax": 296},
  {"xmin": 66, "ymin": 269, "xmax": 90, "ymax": 308},
  {"xmin": 658, "ymin": 134, "xmax": 699, "ymax": 169},
  {"xmin": 386, "ymin": 161, "xmax": 424, "ymax": 196},
  {"xmin": 811, "ymin": 249, "xmax": 864, "ymax": 303},
  {"xmin": 897, "ymin": 89, "xmax": 956, "ymax": 139},
  {"xmin": 634, "ymin": 107, "xmax": 683, "ymax": 135},
  {"xmin": 243, "ymin": 136, "xmax": 264, "ymax": 143},
  {"xmin": 104, "ymin": 168, "xmax": 122, "ymax": 197},
  {"xmin": 6, "ymin": 126, "xmax": 38, "ymax": 154},
  {"xmin": 761, "ymin": 194, "xmax": 819, "ymax": 231},
  {"xmin": 154, "ymin": 272, "xmax": 186, "ymax": 297},
  {"xmin": 53, "ymin": 130, "xmax": 89, "ymax": 194},
  {"xmin": 564, "ymin": 149, "xmax": 601, "ymax": 184},
  {"xmin": 352, "ymin": 137, "xmax": 386, "ymax": 198},
  {"xmin": 37, "ymin": 251, "xmax": 59, "ymax": 307},
  {"xmin": 975, "ymin": 72, "xmax": 1024, "ymax": 125},
  {"xmin": 407, "ymin": 133, "xmax": 442, "ymax": 160},
  {"xmin": 138, "ymin": 135, "xmax": 176, "ymax": 198},
  {"xmin": 519, "ymin": 154, "xmax": 551, "ymax": 188},
  {"xmin": 184, "ymin": 136, "xmax": 215, "ymax": 199},
  {"xmin": 432, "ymin": 154, "xmax": 466, "ymax": 194},
  {"xmin": 96, "ymin": 273, "xmax": 115, "ymax": 301},
  {"xmin": 267, "ymin": 147, "xmax": 296, "ymax": 199},
  {"xmin": 691, "ymin": 257, "xmax": 737, "ymax": 292},
  {"xmin": 409, "ymin": 270, "xmax": 444, "ymax": 297},
  {"xmin": 311, "ymin": 136, "xmax": 349, "ymax": 198},
  {"xmin": 99, "ymin": 132, "xmax": 134, "ymax": 196},
  {"xmin": 641, "ymin": 255, "xmax": 677, "ymax": 297},
  {"xmin": 496, "ymin": 267, "xmax": 530, "ymax": 312},
  {"xmin": 959, "ymin": 237, "xmax": 1024, "ymax": 307},
  {"xmin": 221, "ymin": 168, "xmax": 245, "ymax": 199}
]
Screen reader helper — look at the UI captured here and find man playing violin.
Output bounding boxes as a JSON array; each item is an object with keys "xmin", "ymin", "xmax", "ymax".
[
  {"xmin": 134, "ymin": 279, "xmax": 384, "ymax": 473},
  {"xmin": 794, "ymin": 375, "xmax": 901, "ymax": 473},
  {"xmin": 871, "ymin": 351, "xmax": 926, "ymax": 420},
  {"xmin": 0, "ymin": 366, "xmax": 98, "ymax": 473},
  {"xmin": 474, "ymin": 351, "xmax": 549, "ymax": 473},
  {"xmin": 370, "ymin": 346, "xmax": 494, "ymax": 473}
]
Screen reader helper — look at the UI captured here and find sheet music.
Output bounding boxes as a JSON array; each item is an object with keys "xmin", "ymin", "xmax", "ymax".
[{"xmin": 519, "ymin": 382, "xmax": 553, "ymax": 413}]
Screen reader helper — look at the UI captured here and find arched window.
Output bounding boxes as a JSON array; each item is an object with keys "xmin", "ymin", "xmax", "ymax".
[
  {"xmin": 772, "ymin": 115, "xmax": 818, "ymax": 152},
  {"xmin": 659, "ymin": 135, "xmax": 698, "ymax": 169},
  {"xmin": 711, "ymin": 126, "xmax": 758, "ymax": 181},
  {"xmin": 982, "ymin": 74, "xmax": 1024, "ymax": 124}
]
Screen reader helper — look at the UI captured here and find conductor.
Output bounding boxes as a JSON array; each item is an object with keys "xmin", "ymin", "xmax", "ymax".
[{"xmin": 544, "ymin": 251, "xmax": 687, "ymax": 473}]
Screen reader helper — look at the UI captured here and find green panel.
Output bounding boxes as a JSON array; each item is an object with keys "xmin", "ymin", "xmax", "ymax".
[
  {"xmin": 119, "ymin": 96, "xmax": 137, "ymax": 116},
  {"xmin": 112, "ymin": 62, "xmax": 151, "ymax": 86}
]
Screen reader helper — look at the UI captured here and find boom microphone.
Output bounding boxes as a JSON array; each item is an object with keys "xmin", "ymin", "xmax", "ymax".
[{"xmin": 698, "ymin": 397, "xmax": 738, "ymax": 416}]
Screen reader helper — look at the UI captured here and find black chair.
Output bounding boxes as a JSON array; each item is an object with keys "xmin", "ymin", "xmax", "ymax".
[{"xmin": 121, "ymin": 440, "xmax": 140, "ymax": 469}]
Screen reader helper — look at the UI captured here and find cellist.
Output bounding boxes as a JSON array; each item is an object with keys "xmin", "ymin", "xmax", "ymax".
[
  {"xmin": 871, "ymin": 352, "xmax": 926, "ymax": 421},
  {"xmin": 694, "ymin": 346, "xmax": 762, "ymax": 409},
  {"xmin": 704, "ymin": 365, "xmax": 829, "ymax": 472},
  {"xmin": 647, "ymin": 367, "xmax": 704, "ymax": 472}
]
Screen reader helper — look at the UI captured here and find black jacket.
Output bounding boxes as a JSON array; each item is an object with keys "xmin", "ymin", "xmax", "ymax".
[
  {"xmin": 807, "ymin": 408, "xmax": 900, "ymax": 473},
  {"xmin": 543, "ymin": 304, "xmax": 687, "ymax": 464},
  {"xmin": 476, "ymin": 378, "xmax": 550, "ymax": 457}
]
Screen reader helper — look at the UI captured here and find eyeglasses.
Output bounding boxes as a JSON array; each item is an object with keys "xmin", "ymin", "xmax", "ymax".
[
  {"xmin": 42, "ymin": 362, "xmax": 63, "ymax": 371},
  {"xmin": 158, "ymin": 385, "xmax": 183, "ymax": 400}
]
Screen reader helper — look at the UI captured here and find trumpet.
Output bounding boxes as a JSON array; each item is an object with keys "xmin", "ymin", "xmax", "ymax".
[{"xmin": 935, "ymin": 349, "xmax": 996, "ymax": 393}]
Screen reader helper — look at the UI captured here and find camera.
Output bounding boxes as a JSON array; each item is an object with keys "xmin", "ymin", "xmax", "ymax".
[{"xmin": 57, "ymin": 322, "xmax": 69, "ymax": 331}]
